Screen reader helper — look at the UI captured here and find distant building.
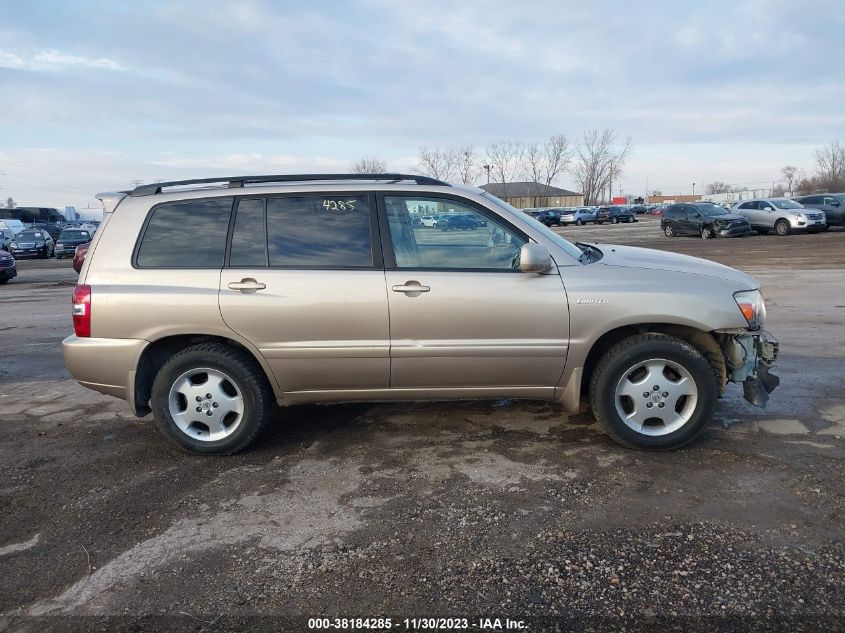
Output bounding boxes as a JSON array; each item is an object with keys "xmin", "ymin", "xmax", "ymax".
[
  {"xmin": 0, "ymin": 206, "xmax": 65, "ymax": 223},
  {"xmin": 480, "ymin": 182, "xmax": 583, "ymax": 209}
]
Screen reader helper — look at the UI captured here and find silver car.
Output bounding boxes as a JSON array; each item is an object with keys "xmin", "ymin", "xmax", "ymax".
[
  {"xmin": 732, "ymin": 198, "xmax": 826, "ymax": 235},
  {"xmin": 63, "ymin": 173, "xmax": 779, "ymax": 455},
  {"xmin": 560, "ymin": 207, "xmax": 597, "ymax": 226}
]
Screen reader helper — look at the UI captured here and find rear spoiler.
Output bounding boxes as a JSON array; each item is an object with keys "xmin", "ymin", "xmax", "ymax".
[{"xmin": 95, "ymin": 192, "xmax": 128, "ymax": 214}]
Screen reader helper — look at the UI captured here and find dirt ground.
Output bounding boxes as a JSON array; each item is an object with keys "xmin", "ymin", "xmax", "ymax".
[{"xmin": 1, "ymin": 216, "xmax": 844, "ymax": 632}]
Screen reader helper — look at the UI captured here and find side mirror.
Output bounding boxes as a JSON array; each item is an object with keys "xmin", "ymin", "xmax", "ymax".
[{"xmin": 520, "ymin": 243, "xmax": 553, "ymax": 273}]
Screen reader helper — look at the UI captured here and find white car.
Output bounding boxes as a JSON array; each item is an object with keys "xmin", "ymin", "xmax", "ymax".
[
  {"xmin": 731, "ymin": 198, "xmax": 826, "ymax": 236},
  {"xmin": 420, "ymin": 215, "xmax": 437, "ymax": 227}
]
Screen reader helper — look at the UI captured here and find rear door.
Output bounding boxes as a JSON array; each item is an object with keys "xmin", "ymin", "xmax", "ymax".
[
  {"xmin": 379, "ymin": 193, "xmax": 568, "ymax": 393},
  {"xmin": 218, "ymin": 192, "xmax": 390, "ymax": 393},
  {"xmin": 736, "ymin": 201, "xmax": 761, "ymax": 228},
  {"xmin": 823, "ymin": 196, "xmax": 844, "ymax": 224}
]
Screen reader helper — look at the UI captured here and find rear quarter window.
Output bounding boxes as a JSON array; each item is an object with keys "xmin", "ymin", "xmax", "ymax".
[{"xmin": 136, "ymin": 198, "xmax": 233, "ymax": 268}]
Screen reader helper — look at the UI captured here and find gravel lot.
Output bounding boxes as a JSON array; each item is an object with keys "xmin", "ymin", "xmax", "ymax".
[{"xmin": 1, "ymin": 216, "xmax": 844, "ymax": 632}]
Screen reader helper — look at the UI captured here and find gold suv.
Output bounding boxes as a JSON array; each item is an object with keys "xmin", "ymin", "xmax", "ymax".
[{"xmin": 64, "ymin": 174, "xmax": 779, "ymax": 454}]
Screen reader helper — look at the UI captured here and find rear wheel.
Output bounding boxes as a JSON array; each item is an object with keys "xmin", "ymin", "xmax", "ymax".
[
  {"xmin": 664, "ymin": 223, "xmax": 676, "ymax": 237},
  {"xmin": 589, "ymin": 333, "xmax": 717, "ymax": 449},
  {"xmin": 775, "ymin": 219, "xmax": 790, "ymax": 236},
  {"xmin": 151, "ymin": 343, "xmax": 273, "ymax": 455}
]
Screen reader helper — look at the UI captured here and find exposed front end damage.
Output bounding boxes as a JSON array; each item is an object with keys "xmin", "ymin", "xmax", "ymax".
[{"xmin": 717, "ymin": 330, "xmax": 780, "ymax": 407}]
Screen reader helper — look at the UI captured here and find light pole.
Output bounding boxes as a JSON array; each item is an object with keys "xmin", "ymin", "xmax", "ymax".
[
  {"xmin": 692, "ymin": 182, "xmax": 696, "ymax": 196},
  {"xmin": 483, "ymin": 164, "xmax": 492, "ymax": 184}
]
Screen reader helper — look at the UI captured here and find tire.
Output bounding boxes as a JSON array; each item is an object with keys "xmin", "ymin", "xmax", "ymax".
[
  {"xmin": 664, "ymin": 224, "xmax": 676, "ymax": 237},
  {"xmin": 701, "ymin": 226, "xmax": 715, "ymax": 239},
  {"xmin": 611, "ymin": 217, "xmax": 618, "ymax": 224},
  {"xmin": 150, "ymin": 343, "xmax": 273, "ymax": 455},
  {"xmin": 589, "ymin": 333, "xmax": 718, "ymax": 450},
  {"xmin": 575, "ymin": 219, "xmax": 583, "ymax": 226},
  {"xmin": 775, "ymin": 219, "xmax": 790, "ymax": 236}
]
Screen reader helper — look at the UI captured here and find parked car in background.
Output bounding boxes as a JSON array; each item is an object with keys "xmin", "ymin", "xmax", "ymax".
[
  {"xmin": 0, "ymin": 219, "xmax": 25, "ymax": 236},
  {"xmin": 662, "ymin": 203, "xmax": 754, "ymax": 239},
  {"xmin": 560, "ymin": 207, "xmax": 597, "ymax": 225},
  {"xmin": 537, "ymin": 210, "xmax": 562, "ymax": 226},
  {"xmin": 732, "ymin": 198, "xmax": 825, "ymax": 235},
  {"xmin": 55, "ymin": 228, "xmax": 93, "ymax": 260},
  {"xmin": 0, "ymin": 229, "xmax": 14, "ymax": 250},
  {"xmin": 420, "ymin": 215, "xmax": 437, "ymax": 227},
  {"xmin": 0, "ymin": 249, "xmax": 17, "ymax": 284},
  {"xmin": 795, "ymin": 193, "xmax": 845, "ymax": 228},
  {"xmin": 9, "ymin": 229, "xmax": 54, "ymax": 258},
  {"xmin": 596, "ymin": 206, "xmax": 636, "ymax": 224},
  {"xmin": 648, "ymin": 206, "xmax": 666, "ymax": 216},
  {"xmin": 439, "ymin": 214, "xmax": 480, "ymax": 231},
  {"xmin": 73, "ymin": 242, "xmax": 90, "ymax": 274},
  {"xmin": 629, "ymin": 205, "xmax": 648, "ymax": 215},
  {"xmin": 32, "ymin": 222, "xmax": 62, "ymax": 241}
]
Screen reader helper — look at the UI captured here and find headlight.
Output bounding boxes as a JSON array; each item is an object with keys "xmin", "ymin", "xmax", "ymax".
[
  {"xmin": 10, "ymin": 242, "xmax": 17, "ymax": 248},
  {"xmin": 790, "ymin": 211, "xmax": 803, "ymax": 218},
  {"xmin": 734, "ymin": 289, "xmax": 766, "ymax": 329}
]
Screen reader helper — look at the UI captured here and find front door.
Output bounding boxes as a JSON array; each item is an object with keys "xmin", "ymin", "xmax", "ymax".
[
  {"xmin": 379, "ymin": 194, "xmax": 569, "ymax": 392},
  {"xmin": 219, "ymin": 193, "xmax": 390, "ymax": 393}
]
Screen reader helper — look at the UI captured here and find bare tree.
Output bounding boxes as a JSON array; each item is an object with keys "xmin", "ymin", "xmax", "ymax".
[
  {"xmin": 3, "ymin": 197, "xmax": 16, "ymax": 209},
  {"xmin": 651, "ymin": 190, "xmax": 663, "ymax": 196},
  {"xmin": 781, "ymin": 166, "xmax": 800, "ymax": 195},
  {"xmin": 416, "ymin": 147, "xmax": 458, "ymax": 182},
  {"xmin": 814, "ymin": 141, "xmax": 845, "ymax": 191},
  {"xmin": 704, "ymin": 181, "xmax": 734, "ymax": 195},
  {"xmin": 571, "ymin": 129, "xmax": 632, "ymax": 205},
  {"xmin": 485, "ymin": 141, "xmax": 525, "ymax": 198},
  {"xmin": 523, "ymin": 134, "xmax": 573, "ymax": 205},
  {"xmin": 455, "ymin": 146, "xmax": 480, "ymax": 185},
  {"xmin": 350, "ymin": 156, "xmax": 387, "ymax": 174}
]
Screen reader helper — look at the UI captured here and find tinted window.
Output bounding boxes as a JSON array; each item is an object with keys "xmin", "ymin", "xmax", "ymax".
[
  {"xmin": 59, "ymin": 230, "xmax": 89, "ymax": 240},
  {"xmin": 802, "ymin": 196, "xmax": 821, "ymax": 204},
  {"xmin": 266, "ymin": 195, "xmax": 372, "ymax": 267},
  {"xmin": 136, "ymin": 198, "xmax": 232, "ymax": 267},
  {"xmin": 229, "ymin": 199, "xmax": 267, "ymax": 267},
  {"xmin": 738, "ymin": 202, "xmax": 754, "ymax": 209},
  {"xmin": 385, "ymin": 196, "xmax": 525, "ymax": 270},
  {"xmin": 665, "ymin": 205, "xmax": 682, "ymax": 217}
]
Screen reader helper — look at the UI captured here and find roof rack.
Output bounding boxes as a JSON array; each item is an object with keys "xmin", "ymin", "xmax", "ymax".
[{"xmin": 129, "ymin": 173, "xmax": 450, "ymax": 196}]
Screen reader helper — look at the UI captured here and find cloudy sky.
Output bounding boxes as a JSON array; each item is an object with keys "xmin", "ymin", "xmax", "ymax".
[{"xmin": 1, "ymin": 0, "xmax": 843, "ymax": 207}]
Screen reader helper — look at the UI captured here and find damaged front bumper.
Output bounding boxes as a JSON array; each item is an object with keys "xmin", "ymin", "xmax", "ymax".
[{"xmin": 719, "ymin": 330, "xmax": 780, "ymax": 407}]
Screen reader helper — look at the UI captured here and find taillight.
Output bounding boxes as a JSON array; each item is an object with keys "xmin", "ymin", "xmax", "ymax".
[{"xmin": 72, "ymin": 284, "xmax": 91, "ymax": 337}]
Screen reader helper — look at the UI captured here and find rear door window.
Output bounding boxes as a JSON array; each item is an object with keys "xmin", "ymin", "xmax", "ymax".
[
  {"xmin": 266, "ymin": 194, "xmax": 374, "ymax": 268},
  {"xmin": 136, "ymin": 198, "xmax": 233, "ymax": 268}
]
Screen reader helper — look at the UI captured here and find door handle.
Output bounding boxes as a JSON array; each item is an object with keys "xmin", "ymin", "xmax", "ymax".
[
  {"xmin": 392, "ymin": 281, "xmax": 430, "ymax": 296},
  {"xmin": 228, "ymin": 278, "xmax": 266, "ymax": 292}
]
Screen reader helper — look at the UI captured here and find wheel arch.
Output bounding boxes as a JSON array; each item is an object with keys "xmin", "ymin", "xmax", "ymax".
[
  {"xmin": 133, "ymin": 333, "xmax": 280, "ymax": 417},
  {"xmin": 560, "ymin": 323, "xmax": 727, "ymax": 411}
]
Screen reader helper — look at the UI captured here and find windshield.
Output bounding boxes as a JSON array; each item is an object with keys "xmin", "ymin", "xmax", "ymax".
[
  {"xmin": 696, "ymin": 203, "xmax": 728, "ymax": 217},
  {"xmin": 59, "ymin": 230, "xmax": 88, "ymax": 239},
  {"xmin": 17, "ymin": 231, "xmax": 42, "ymax": 240},
  {"xmin": 480, "ymin": 192, "xmax": 585, "ymax": 262},
  {"xmin": 771, "ymin": 199, "xmax": 803, "ymax": 209}
]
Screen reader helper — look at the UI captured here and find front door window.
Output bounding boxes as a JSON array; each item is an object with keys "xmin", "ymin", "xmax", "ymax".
[{"xmin": 384, "ymin": 196, "xmax": 526, "ymax": 271}]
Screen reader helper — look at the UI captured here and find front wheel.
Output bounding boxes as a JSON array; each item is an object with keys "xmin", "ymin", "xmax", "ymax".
[
  {"xmin": 151, "ymin": 343, "xmax": 273, "ymax": 455},
  {"xmin": 589, "ymin": 333, "xmax": 717, "ymax": 449},
  {"xmin": 701, "ymin": 226, "xmax": 715, "ymax": 239},
  {"xmin": 575, "ymin": 219, "xmax": 583, "ymax": 226},
  {"xmin": 664, "ymin": 224, "xmax": 676, "ymax": 237},
  {"xmin": 611, "ymin": 217, "xmax": 618, "ymax": 224},
  {"xmin": 775, "ymin": 219, "xmax": 790, "ymax": 236}
]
